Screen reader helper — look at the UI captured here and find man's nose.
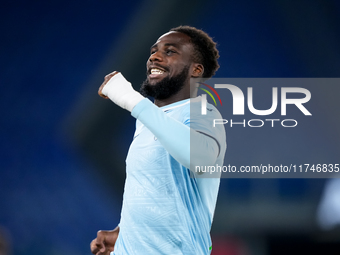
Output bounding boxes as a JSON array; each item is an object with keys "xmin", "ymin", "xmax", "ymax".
[{"xmin": 148, "ymin": 51, "xmax": 163, "ymax": 62}]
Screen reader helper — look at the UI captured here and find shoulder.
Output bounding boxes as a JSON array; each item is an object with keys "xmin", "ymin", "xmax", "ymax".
[
  {"xmin": 190, "ymin": 96, "xmax": 223, "ymax": 118},
  {"xmin": 189, "ymin": 97, "xmax": 226, "ymax": 148},
  {"xmin": 188, "ymin": 96, "xmax": 224, "ymax": 128},
  {"xmin": 165, "ymin": 96, "xmax": 223, "ymax": 125}
]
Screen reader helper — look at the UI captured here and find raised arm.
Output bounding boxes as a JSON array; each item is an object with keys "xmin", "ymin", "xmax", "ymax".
[{"xmin": 99, "ymin": 72, "xmax": 220, "ymax": 172}]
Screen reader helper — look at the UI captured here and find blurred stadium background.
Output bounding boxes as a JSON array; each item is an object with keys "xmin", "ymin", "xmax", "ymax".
[{"xmin": 1, "ymin": 0, "xmax": 340, "ymax": 254}]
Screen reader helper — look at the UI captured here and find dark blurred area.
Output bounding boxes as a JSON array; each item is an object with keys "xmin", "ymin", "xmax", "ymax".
[{"xmin": 1, "ymin": 0, "xmax": 340, "ymax": 254}]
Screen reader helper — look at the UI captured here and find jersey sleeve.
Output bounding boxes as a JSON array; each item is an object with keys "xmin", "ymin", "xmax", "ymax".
[{"xmin": 131, "ymin": 98, "xmax": 221, "ymax": 172}]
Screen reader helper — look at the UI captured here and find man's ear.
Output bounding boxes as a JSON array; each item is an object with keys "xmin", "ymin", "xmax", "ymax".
[{"xmin": 191, "ymin": 63, "xmax": 204, "ymax": 78}]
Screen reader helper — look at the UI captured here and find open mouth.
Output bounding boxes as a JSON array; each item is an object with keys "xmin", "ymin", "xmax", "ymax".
[
  {"xmin": 148, "ymin": 66, "xmax": 167, "ymax": 79},
  {"xmin": 150, "ymin": 68, "xmax": 164, "ymax": 75}
]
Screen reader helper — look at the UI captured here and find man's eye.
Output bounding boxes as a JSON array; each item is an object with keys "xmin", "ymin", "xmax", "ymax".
[{"xmin": 166, "ymin": 49, "xmax": 176, "ymax": 55}]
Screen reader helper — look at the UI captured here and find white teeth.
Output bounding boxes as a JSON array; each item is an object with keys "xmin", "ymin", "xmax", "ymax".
[{"xmin": 151, "ymin": 68, "xmax": 164, "ymax": 74}]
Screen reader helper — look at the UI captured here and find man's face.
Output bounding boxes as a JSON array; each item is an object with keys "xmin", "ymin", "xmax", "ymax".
[{"xmin": 140, "ymin": 31, "xmax": 195, "ymax": 99}]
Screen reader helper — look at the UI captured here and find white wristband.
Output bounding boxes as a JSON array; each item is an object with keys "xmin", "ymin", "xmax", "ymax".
[{"xmin": 102, "ymin": 72, "xmax": 144, "ymax": 112}]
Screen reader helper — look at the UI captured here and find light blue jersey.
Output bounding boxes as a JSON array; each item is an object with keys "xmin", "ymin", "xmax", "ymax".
[{"xmin": 113, "ymin": 97, "xmax": 226, "ymax": 255}]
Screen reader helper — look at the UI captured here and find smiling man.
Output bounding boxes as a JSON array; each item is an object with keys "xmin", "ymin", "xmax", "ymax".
[{"xmin": 90, "ymin": 26, "xmax": 226, "ymax": 255}]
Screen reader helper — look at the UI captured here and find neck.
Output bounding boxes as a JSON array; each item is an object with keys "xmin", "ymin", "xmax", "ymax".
[
  {"xmin": 154, "ymin": 94, "xmax": 189, "ymax": 107},
  {"xmin": 151, "ymin": 76, "xmax": 202, "ymax": 107},
  {"xmin": 154, "ymin": 83, "xmax": 191, "ymax": 107}
]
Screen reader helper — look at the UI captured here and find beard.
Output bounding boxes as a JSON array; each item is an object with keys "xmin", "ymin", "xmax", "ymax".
[{"xmin": 140, "ymin": 65, "xmax": 190, "ymax": 100}]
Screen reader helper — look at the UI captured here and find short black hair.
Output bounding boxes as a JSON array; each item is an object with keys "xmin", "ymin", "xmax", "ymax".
[{"xmin": 170, "ymin": 25, "xmax": 220, "ymax": 78}]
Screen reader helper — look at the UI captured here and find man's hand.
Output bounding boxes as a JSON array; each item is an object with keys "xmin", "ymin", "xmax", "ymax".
[
  {"xmin": 97, "ymin": 71, "xmax": 144, "ymax": 112},
  {"xmin": 90, "ymin": 227, "xmax": 119, "ymax": 255},
  {"xmin": 98, "ymin": 71, "xmax": 119, "ymax": 99}
]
